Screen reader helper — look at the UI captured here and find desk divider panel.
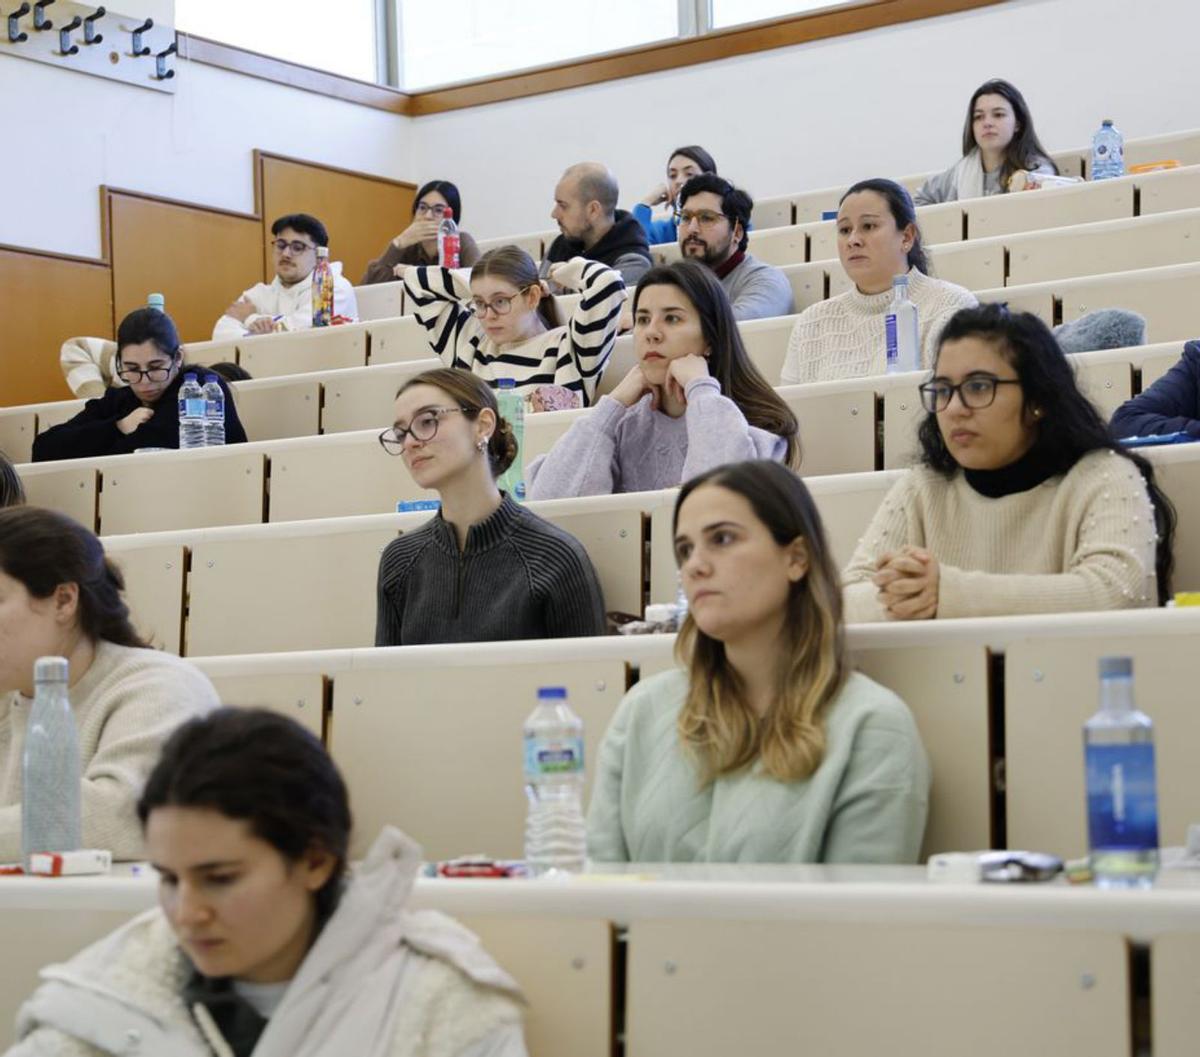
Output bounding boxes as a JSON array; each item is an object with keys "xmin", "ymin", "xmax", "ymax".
[
  {"xmin": 1055, "ymin": 264, "xmax": 1200, "ymax": 344},
  {"xmin": 238, "ymin": 323, "xmax": 370, "ymax": 379},
  {"xmin": 0, "ymin": 410, "xmax": 35, "ymax": 464},
  {"xmin": 1152, "ymin": 933, "xmax": 1200, "ymax": 1057},
  {"xmin": 201, "ymin": 670, "xmax": 327, "ymax": 739},
  {"xmin": 17, "ymin": 463, "xmax": 99, "ymax": 530},
  {"xmin": 103, "ymin": 542, "xmax": 187, "ymax": 655},
  {"xmin": 231, "ymin": 376, "xmax": 322, "ymax": 442},
  {"xmin": 320, "ymin": 359, "xmax": 440, "ymax": 434},
  {"xmin": 965, "ymin": 178, "xmax": 1134, "ymax": 239}
]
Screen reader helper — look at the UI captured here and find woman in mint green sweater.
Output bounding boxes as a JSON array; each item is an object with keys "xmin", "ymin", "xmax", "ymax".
[{"xmin": 586, "ymin": 461, "xmax": 931, "ymax": 864}]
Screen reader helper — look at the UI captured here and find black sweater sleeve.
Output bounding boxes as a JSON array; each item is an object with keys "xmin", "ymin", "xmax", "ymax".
[
  {"xmin": 1110, "ymin": 342, "xmax": 1200, "ymax": 440},
  {"xmin": 32, "ymin": 391, "xmax": 128, "ymax": 462},
  {"xmin": 525, "ymin": 521, "xmax": 609, "ymax": 637}
]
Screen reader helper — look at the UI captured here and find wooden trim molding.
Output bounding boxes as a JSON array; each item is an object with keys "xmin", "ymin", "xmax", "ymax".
[{"xmin": 179, "ymin": 0, "xmax": 1004, "ymax": 116}]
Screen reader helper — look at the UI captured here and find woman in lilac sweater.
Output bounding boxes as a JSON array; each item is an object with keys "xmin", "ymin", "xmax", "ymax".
[{"xmin": 527, "ymin": 261, "xmax": 800, "ymax": 499}]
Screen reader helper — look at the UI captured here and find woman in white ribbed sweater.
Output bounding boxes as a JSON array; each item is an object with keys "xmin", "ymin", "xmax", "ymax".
[
  {"xmin": 779, "ymin": 179, "xmax": 976, "ymax": 385},
  {"xmin": 842, "ymin": 305, "xmax": 1176, "ymax": 622}
]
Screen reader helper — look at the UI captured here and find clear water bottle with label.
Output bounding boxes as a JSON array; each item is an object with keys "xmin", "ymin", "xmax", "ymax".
[
  {"xmin": 178, "ymin": 372, "xmax": 206, "ymax": 450},
  {"xmin": 885, "ymin": 274, "xmax": 921, "ymax": 374},
  {"xmin": 311, "ymin": 246, "xmax": 334, "ymax": 327},
  {"xmin": 495, "ymin": 378, "xmax": 525, "ymax": 502},
  {"xmin": 524, "ymin": 686, "xmax": 586, "ymax": 876},
  {"xmin": 201, "ymin": 373, "xmax": 225, "ymax": 448},
  {"xmin": 22, "ymin": 657, "xmax": 82, "ymax": 871},
  {"xmin": 1091, "ymin": 119, "xmax": 1125, "ymax": 181},
  {"xmin": 438, "ymin": 208, "xmax": 461, "ymax": 269},
  {"xmin": 1084, "ymin": 656, "xmax": 1159, "ymax": 887},
  {"xmin": 146, "ymin": 292, "xmax": 165, "ymax": 312}
]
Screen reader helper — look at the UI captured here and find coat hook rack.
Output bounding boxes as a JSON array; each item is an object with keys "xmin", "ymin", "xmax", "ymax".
[
  {"xmin": 82, "ymin": 5, "xmax": 103, "ymax": 44},
  {"xmin": 32, "ymin": 0, "xmax": 53, "ymax": 30},
  {"xmin": 6, "ymin": 3, "xmax": 30, "ymax": 42},
  {"xmin": 130, "ymin": 14, "xmax": 150, "ymax": 56},
  {"xmin": 57, "ymin": 13, "xmax": 80, "ymax": 54},
  {"xmin": 154, "ymin": 39, "xmax": 174, "ymax": 79}
]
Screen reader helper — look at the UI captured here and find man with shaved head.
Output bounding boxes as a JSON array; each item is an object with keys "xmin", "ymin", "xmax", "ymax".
[{"xmin": 547, "ymin": 162, "xmax": 652, "ymax": 286}]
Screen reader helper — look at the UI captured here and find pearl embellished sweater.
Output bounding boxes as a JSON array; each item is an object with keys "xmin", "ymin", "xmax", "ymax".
[
  {"xmin": 842, "ymin": 450, "xmax": 1159, "ymax": 622},
  {"xmin": 779, "ymin": 268, "xmax": 977, "ymax": 385}
]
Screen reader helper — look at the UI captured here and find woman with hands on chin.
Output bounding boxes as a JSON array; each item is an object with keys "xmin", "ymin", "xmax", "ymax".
[
  {"xmin": 842, "ymin": 303, "xmax": 1175, "ymax": 623},
  {"xmin": 526, "ymin": 260, "xmax": 800, "ymax": 500},
  {"xmin": 361, "ymin": 180, "xmax": 481, "ymax": 284}
]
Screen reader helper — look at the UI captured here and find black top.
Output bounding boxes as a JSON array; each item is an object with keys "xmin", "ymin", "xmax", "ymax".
[
  {"xmin": 375, "ymin": 494, "xmax": 608, "ymax": 646},
  {"xmin": 181, "ymin": 972, "xmax": 266, "ymax": 1057},
  {"xmin": 1111, "ymin": 339, "xmax": 1200, "ymax": 440},
  {"xmin": 545, "ymin": 209, "xmax": 652, "ymax": 268},
  {"xmin": 32, "ymin": 372, "xmax": 247, "ymax": 463},
  {"xmin": 963, "ymin": 441, "xmax": 1061, "ymax": 498}
]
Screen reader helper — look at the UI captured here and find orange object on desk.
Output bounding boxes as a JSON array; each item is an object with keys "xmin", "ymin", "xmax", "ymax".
[{"xmin": 1128, "ymin": 160, "xmax": 1181, "ymax": 174}]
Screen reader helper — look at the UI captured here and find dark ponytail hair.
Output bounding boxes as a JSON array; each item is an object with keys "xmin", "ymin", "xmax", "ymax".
[
  {"xmin": 919, "ymin": 304, "xmax": 1175, "ymax": 602},
  {"xmin": 414, "ymin": 179, "xmax": 463, "ymax": 224},
  {"xmin": 138, "ymin": 708, "xmax": 352, "ymax": 923},
  {"xmin": 839, "ymin": 178, "xmax": 930, "ymax": 275},
  {"xmin": 0, "ymin": 450, "xmax": 24, "ymax": 508},
  {"xmin": 396, "ymin": 367, "xmax": 519, "ymax": 478},
  {"xmin": 0, "ymin": 506, "xmax": 147, "ymax": 647},
  {"xmin": 962, "ymin": 79, "xmax": 1059, "ymax": 190},
  {"xmin": 470, "ymin": 245, "xmax": 558, "ymax": 330}
]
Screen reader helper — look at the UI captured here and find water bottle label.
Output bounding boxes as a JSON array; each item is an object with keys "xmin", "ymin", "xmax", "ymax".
[
  {"xmin": 885, "ymin": 314, "xmax": 899, "ymax": 365},
  {"xmin": 1086, "ymin": 743, "xmax": 1159, "ymax": 851},
  {"xmin": 185, "ymin": 397, "xmax": 205, "ymax": 417},
  {"xmin": 524, "ymin": 735, "xmax": 584, "ymax": 779},
  {"xmin": 441, "ymin": 234, "xmax": 461, "ymax": 268}
]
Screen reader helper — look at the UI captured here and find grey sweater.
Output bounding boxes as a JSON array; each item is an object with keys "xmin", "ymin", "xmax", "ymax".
[
  {"xmin": 720, "ymin": 252, "xmax": 795, "ymax": 321},
  {"xmin": 375, "ymin": 495, "xmax": 608, "ymax": 645}
]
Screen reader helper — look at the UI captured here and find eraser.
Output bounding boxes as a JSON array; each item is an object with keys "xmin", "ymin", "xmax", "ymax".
[
  {"xmin": 28, "ymin": 849, "xmax": 112, "ymax": 877},
  {"xmin": 926, "ymin": 851, "xmax": 983, "ymax": 883}
]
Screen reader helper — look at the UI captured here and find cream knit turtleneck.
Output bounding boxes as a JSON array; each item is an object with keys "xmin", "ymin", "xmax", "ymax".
[{"xmin": 779, "ymin": 268, "xmax": 978, "ymax": 385}]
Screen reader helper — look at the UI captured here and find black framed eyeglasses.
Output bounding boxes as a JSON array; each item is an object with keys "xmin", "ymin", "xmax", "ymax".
[
  {"xmin": 470, "ymin": 287, "xmax": 533, "ymax": 317},
  {"xmin": 116, "ymin": 365, "xmax": 173, "ymax": 383},
  {"xmin": 919, "ymin": 376, "xmax": 1022, "ymax": 413},
  {"xmin": 415, "ymin": 202, "xmax": 449, "ymax": 218},
  {"xmin": 270, "ymin": 238, "xmax": 316, "ymax": 255},
  {"xmin": 378, "ymin": 407, "xmax": 466, "ymax": 454}
]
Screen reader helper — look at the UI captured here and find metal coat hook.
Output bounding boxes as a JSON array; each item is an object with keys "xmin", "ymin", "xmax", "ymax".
[
  {"xmin": 57, "ymin": 14, "xmax": 80, "ymax": 54},
  {"xmin": 83, "ymin": 6, "xmax": 104, "ymax": 44},
  {"xmin": 32, "ymin": 0, "xmax": 53, "ymax": 30},
  {"xmin": 6, "ymin": 3, "xmax": 30, "ymax": 43},
  {"xmin": 130, "ymin": 15, "xmax": 151, "ymax": 56},
  {"xmin": 154, "ymin": 40, "xmax": 175, "ymax": 80}
]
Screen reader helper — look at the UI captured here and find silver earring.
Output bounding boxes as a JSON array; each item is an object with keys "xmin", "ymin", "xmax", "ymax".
[{"xmin": 476, "ymin": 438, "xmax": 489, "ymax": 452}]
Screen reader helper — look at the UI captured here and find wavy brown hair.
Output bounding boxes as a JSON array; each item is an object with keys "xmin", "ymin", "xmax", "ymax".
[
  {"xmin": 672, "ymin": 460, "xmax": 847, "ymax": 783},
  {"xmin": 396, "ymin": 367, "xmax": 518, "ymax": 478},
  {"xmin": 634, "ymin": 261, "xmax": 801, "ymax": 468}
]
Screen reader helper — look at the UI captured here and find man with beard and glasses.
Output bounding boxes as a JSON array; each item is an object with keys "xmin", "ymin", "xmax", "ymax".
[{"xmin": 677, "ymin": 174, "xmax": 794, "ymax": 322}]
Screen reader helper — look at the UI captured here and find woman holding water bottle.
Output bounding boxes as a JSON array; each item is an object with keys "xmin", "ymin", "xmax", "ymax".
[
  {"xmin": 779, "ymin": 179, "xmax": 976, "ymax": 385},
  {"xmin": 32, "ymin": 309, "xmax": 247, "ymax": 462},
  {"xmin": 360, "ymin": 179, "xmax": 482, "ymax": 284},
  {"xmin": 586, "ymin": 459, "xmax": 930, "ymax": 864},
  {"xmin": 375, "ymin": 367, "xmax": 607, "ymax": 646},
  {"xmin": 0, "ymin": 506, "xmax": 219, "ymax": 864}
]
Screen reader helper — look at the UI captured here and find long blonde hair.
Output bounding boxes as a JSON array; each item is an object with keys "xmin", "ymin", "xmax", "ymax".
[{"xmin": 673, "ymin": 461, "xmax": 847, "ymax": 784}]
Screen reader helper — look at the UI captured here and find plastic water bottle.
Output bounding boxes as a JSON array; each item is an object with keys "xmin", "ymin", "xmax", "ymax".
[
  {"xmin": 178, "ymin": 372, "xmax": 206, "ymax": 450},
  {"xmin": 1084, "ymin": 656, "xmax": 1159, "ymax": 887},
  {"xmin": 1091, "ymin": 119, "xmax": 1125, "ymax": 181},
  {"xmin": 22, "ymin": 657, "xmax": 82, "ymax": 871},
  {"xmin": 438, "ymin": 208, "xmax": 461, "ymax": 269},
  {"xmin": 524, "ymin": 686, "xmax": 586, "ymax": 876},
  {"xmin": 495, "ymin": 378, "xmax": 525, "ymax": 502},
  {"xmin": 311, "ymin": 246, "xmax": 334, "ymax": 327},
  {"xmin": 146, "ymin": 292, "xmax": 165, "ymax": 312},
  {"xmin": 885, "ymin": 274, "xmax": 921, "ymax": 373},
  {"xmin": 201, "ymin": 373, "xmax": 225, "ymax": 448}
]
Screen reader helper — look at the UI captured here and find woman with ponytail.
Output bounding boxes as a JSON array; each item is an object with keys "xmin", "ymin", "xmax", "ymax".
[
  {"xmin": 0, "ymin": 506, "xmax": 218, "ymax": 862},
  {"xmin": 375, "ymin": 368, "xmax": 607, "ymax": 645}
]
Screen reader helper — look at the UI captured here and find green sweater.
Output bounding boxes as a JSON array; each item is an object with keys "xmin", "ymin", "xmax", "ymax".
[{"xmin": 586, "ymin": 668, "xmax": 930, "ymax": 864}]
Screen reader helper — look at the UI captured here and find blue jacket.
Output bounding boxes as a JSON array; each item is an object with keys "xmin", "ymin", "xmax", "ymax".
[
  {"xmin": 1110, "ymin": 341, "xmax": 1200, "ymax": 440},
  {"xmin": 631, "ymin": 202, "xmax": 678, "ymax": 246}
]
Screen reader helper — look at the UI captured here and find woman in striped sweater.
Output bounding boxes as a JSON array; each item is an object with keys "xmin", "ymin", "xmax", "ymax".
[{"xmin": 401, "ymin": 245, "xmax": 626, "ymax": 410}]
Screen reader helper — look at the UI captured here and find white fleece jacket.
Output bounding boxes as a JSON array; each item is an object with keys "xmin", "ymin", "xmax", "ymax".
[{"xmin": 212, "ymin": 265, "xmax": 359, "ymax": 340}]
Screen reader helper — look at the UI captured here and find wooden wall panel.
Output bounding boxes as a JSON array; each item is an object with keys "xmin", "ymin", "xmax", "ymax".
[
  {"xmin": 258, "ymin": 153, "xmax": 415, "ymax": 289},
  {"xmin": 0, "ymin": 247, "xmax": 112, "ymax": 407},
  {"xmin": 107, "ymin": 191, "xmax": 264, "ymax": 346}
]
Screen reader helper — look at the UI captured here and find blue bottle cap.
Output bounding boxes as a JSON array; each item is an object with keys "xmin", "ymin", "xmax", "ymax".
[
  {"xmin": 497, "ymin": 378, "xmax": 516, "ymax": 390},
  {"xmin": 1099, "ymin": 656, "xmax": 1132, "ymax": 679},
  {"xmin": 537, "ymin": 687, "xmax": 567, "ymax": 700}
]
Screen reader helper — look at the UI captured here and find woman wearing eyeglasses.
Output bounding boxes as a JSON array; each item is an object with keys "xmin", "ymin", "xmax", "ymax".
[
  {"xmin": 361, "ymin": 180, "xmax": 482, "ymax": 285},
  {"xmin": 375, "ymin": 367, "xmax": 607, "ymax": 646},
  {"xmin": 842, "ymin": 304, "xmax": 1175, "ymax": 622},
  {"xmin": 33, "ymin": 309, "xmax": 247, "ymax": 463},
  {"xmin": 401, "ymin": 244, "xmax": 626, "ymax": 410}
]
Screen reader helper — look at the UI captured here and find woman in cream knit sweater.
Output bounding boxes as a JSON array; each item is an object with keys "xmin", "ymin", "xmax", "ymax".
[
  {"xmin": 0, "ymin": 506, "xmax": 218, "ymax": 863},
  {"xmin": 843, "ymin": 305, "xmax": 1175, "ymax": 622},
  {"xmin": 780, "ymin": 179, "xmax": 976, "ymax": 385}
]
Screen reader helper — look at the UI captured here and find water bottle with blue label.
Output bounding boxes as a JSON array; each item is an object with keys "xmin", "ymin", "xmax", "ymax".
[
  {"xmin": 495, "ymin": 378, "xmax": 526, "ymax": 502},
  {"xmin": 22, "ymin": 657, "xmax": 82, "ymax": 871},
  {"xmin": 885, "ymin": 274, "xmax": 920, "ymax": 374},
  {"xmin": 1084, "ymin": 656, "xmax": 1159, "ymax": 887},
  {"xmin": 1091, "ymin": 119, "xmax": 1125, "ymax": 181},
  {"xmin": 201, "ymin": 373, "xmax": 225, "ymax": 448},
  {"xmin": 178, "ymin": 373, "xmax": 206, "ymax": 450},
  {"xmin": 523, "ymin": 686, "xmax": 586, "ymax": 875}
]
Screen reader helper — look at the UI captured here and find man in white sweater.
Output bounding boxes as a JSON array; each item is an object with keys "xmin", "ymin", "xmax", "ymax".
[{"xmin": 212, "ymin": 213, "xmax": 359, "ymax": 340}]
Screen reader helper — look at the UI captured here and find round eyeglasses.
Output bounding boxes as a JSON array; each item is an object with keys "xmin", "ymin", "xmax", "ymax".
[
  {"xmin": 379, "ymin": 407, "xmax": 465, "ymax": 454},
  {"xmin": 919, "ymin": 377, "xmax": 1022, "ymax": 414}
]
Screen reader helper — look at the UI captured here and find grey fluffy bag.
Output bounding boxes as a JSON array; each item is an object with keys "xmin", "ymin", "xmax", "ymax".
[{"xmin": 1054, "ymin": 308, "xmax": 1147, "ymax": 353}]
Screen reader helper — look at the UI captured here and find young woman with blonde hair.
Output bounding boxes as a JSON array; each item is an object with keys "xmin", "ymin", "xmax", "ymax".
[{"xmin": 586, "ymin": 460, "xmax": 929, "ymax": 863}]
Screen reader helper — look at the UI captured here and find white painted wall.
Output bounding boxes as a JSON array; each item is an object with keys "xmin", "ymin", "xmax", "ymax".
[
  {"xmin": 410, "ymin": 0, "xmax": 1200, "ymax": 240},
  {"xmin": 0, "ymin": 51, "xmax": 414, "ymax": 259}
]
